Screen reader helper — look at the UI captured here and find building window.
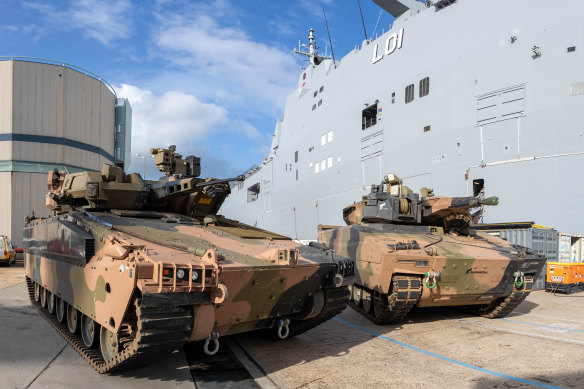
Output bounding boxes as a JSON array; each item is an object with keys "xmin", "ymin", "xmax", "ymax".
[
  {"xmin": 362, "ymin": 103, "xmax": 378, "ymax": 130},
  {"xmin": 405, "ymin": 84, "xmax": 414, "ymax": 104},
  {"xmin": 295, "ymin": 150, "xmax": 298, "ymax": 163},
  {"xmin": 327, "ymin": 130, "xmax": 333, "ymax": 142},
  {"xmin": 247, "ymin": 183, "xmax": 260, "ymax": 203},
  {"xmin": 419, "ymin": 77, "xmax": 430, "ymax": 97}
]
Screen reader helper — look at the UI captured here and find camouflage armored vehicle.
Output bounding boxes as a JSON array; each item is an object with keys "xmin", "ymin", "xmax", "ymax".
[
  {"xmin": 318, "ymin": 173, "xmax": 546, "ymax": 324},
  {"xmin": 24, "ymin": 146, "xmax": 353, "ymax": 373}
]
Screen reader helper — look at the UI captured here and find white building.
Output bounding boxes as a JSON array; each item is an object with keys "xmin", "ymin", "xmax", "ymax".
[{"xmin": 0, "ymin": 58, "xmax": 131, "ymax": 246}]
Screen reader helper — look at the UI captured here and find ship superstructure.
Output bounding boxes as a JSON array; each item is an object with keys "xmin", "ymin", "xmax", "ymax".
[{"xmin": 221, "ymin": 0, "xmax": 584, "ymax": 240}]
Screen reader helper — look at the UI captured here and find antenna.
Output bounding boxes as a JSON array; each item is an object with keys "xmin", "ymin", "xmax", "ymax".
[
  {"xmin": 357, "ymin": 0, "xmax": 368, "ymax": 42},
  {"xmin": 323, "ymin": 7, "xmax": 336, "ymax": 68}
]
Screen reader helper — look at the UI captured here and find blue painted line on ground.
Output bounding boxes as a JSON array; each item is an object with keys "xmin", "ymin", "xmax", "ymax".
[
  {"xmin": 499, "ymin": 318, "xmax": 584, "ymax": 333},
  {"xmin": 333, "ymin": 317, "xmax": 565, "ymax": 389}
]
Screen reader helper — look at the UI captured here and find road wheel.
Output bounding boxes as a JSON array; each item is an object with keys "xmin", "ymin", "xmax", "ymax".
[
  {"xmin": 40, "ymin": 287, "xmax": 47, "ymax": 308},
  {"xmin": 67, "ymin": 305, "xmax": 79, "ymax": 334},
  {"xmin": 55, "ymin": 297, "xmax": 66, "ymax": 323},
  {"xmin": 34, "ymin": 283, "xmax": 41, "ymax": 302},
  {"xmin": 47, "ymin": 292, "xmax": 56, "ymax": 314},
  {"xmin": 100, "ymin": 326, "xmax": 120, "ymax": 362},
  {"xmin": 81, "ymin": 315, "xmax": 100, "ymax": 348}
]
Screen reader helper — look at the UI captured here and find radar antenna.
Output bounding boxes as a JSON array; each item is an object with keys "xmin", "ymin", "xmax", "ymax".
[{"xmin": 294, "ymin": 29, "xmax": 330, "ymax": 66}]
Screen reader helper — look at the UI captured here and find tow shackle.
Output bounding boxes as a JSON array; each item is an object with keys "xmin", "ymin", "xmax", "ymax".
[
  {"xmin": 276, "ymin": 318, "xmax": 291, "ymax": 340},
  {"xmin": 424, "ymin": 271, "xmax": 439, "ymax": 289},
  {"xmin": 203, "ymin": 331, "xmax": 221, "ymax": 356},
  {"xmin": 513, "ymin": 271, "xmax": 525, "ymax": 288}
]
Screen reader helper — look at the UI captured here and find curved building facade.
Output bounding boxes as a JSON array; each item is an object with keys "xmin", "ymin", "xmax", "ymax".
[{"xmin": 0, "ymin": 58, "xmax": 131, "ymax": 245}]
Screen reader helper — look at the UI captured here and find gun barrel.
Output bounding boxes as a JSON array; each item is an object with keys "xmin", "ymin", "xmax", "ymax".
[
  {"xmin": 194, "ymin": 175, "xmax": 245, "ymax": 188},
  {"xmin": 478, "ymin": 196, "xmax": 499, "ymax": 206}
]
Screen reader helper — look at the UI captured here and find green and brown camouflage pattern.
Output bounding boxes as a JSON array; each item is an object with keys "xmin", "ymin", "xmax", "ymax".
[
  {"xmin": 24, "ymin": 146, "xmax": 354, "ymax": 372},
  {"xmin": 318, "ymin": 173, "xmax": 545, "ymax": 323}
]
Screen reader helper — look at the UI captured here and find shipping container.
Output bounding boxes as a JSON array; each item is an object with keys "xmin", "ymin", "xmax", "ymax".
[
  {"xmin": 546, "ymin": 262, "xmax": 584, "ymax": 293},
  {"xmin": 558, "ymin": 233, "xmax": 583, "ymax": 262},
  {"xmin": 472, "ymin": 222, "xmax": 558, "ymax": 290}
]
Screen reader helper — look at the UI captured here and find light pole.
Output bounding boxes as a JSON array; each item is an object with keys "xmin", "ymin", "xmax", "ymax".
[{"xmin": 135, "ymin": 153, "xmax": 153, "ymax": 180}]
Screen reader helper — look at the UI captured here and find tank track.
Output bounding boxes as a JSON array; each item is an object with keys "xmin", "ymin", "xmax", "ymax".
[
  {"xmin": 351, "ymin": 275, "xmax": 422, "ymax": 324},
  {"xmin": 26, "ymin": 277, "xmax": 192, "ymax": 373},
  {"xmin": 469, "ymin": 275, "xmax": 534, "ymax": 319}
]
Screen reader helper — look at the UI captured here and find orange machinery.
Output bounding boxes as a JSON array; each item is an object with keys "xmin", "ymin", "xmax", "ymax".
[{"xmin": 546, "ymin": 262, "xmax": 584, "ymax": 294}]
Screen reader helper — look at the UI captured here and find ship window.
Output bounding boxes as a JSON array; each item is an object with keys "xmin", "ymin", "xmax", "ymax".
[
  {"xmin": 424, "ymin": 125, "xmax": 431, "ymax": 132},
  {"xmin": 296, "ymin": 169, "xmax": 298, "ymax": 181},
  {"xmin": 247, "ymin": 183, "xmax": 260, "ymax": 203},
  {"xmin": 321, "ymin": 134, "xmax": 326, "ymax": 145},
  {"xmin": 318, "ymin": 99, "xmax": 322, "ymax": 106},
  {"xmin": 320, "ymin": 86, "xmax": 324, "ymax": 92},
  {"xmin": 419, "ymin": 77, "xmax": 430, "ymax": 97},
  {"xmin": 391, "ymin": 92, "xmax": 396, "ymax": 104},
  {"xmin": 314, "ymin": 90, "xmax": 318, "ymax": 97},
  {"xmin": 327, "ymin": 130, "xmax": 333, "ymax": 142},
  {"xmin": 405, "ymin": 84, "xmax": 414, "ymax": 103},
  {"xmin": 362, "ymin": 103, "xmax": 378, "ymax": 130},
  {"xmin": 320, "ymin": 160, "xmax": 326, "ymax": 171},
  {"xmin": 568, "ymin": 46, "xmax": 576, "ymax": 53},
  {"xmin": 309, "ymin": 146, "xmax": 314, "ymax": 152},
  {"xmin": 312, "ymin": 104, "xmax": 316, "ymax": 111},
  {"xmin": 295, "ymin": 150, "xmax": 298, "ymax": 162},
  {"xmin": 472, "ymin": 179, "xmax": 484, "ymax": 197},
  {"xmin": 315, "ymin": 163, "xmax": 320, "ymax": 173},
  {"xmin": 327, "ymin": 156, "xmax": 333, "ymax": 168}
]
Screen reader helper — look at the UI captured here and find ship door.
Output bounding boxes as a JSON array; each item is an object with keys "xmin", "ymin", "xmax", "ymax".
[
  {"xmin": 261, "ymin": 159, "xmax": 273, "ymax": 211},
  {"xmin": 360, "ymin": 131, "xmax": 384, "ymax": 186}
]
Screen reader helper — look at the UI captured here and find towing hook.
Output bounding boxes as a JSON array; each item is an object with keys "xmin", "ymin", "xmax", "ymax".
[
  {"xmin": 513, "ymin": 271, "xmax": 525, "ymax": 288},
  {"xmin": 203, "ymin": 332, "xmax": 221, "ymax": 356},
  {"xmin": 424, "ymin": 271, "xmax": 439, "ymax": 289},
  {"xmin": 276, "ymin": 318, "xmax": 291, "ymax": 340}
]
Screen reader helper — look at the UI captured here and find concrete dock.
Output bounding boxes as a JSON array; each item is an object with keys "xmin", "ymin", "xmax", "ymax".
[{"xmin": 1, "ymin": 262, "xmax": 582, "ymax": 388}]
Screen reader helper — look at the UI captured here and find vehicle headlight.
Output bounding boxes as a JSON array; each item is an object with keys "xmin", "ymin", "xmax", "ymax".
[
  {"xmin": 192, "ymin": 271, "xmax": 199, "ymax": 281},
  {"xmin": 176, "ymin": 269, "xmax": 185, "ymax": 279}
]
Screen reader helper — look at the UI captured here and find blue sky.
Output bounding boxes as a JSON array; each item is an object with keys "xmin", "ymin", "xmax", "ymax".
[{"xmin": 1, "ymin": 0, "xmax": 398, "ymax": 179}]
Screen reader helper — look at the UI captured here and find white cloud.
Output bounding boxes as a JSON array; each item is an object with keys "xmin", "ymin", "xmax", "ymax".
[
  {"xmin": 23, "ymin": 0, "xmax": 132, "ymax": 45},
  {"xmin": 152, "ymin": 11, "xmax": 298, "ymax": 111},
  {"xmin": 118, "ymin": 83, "xmax": 228, "ymax": 162}
]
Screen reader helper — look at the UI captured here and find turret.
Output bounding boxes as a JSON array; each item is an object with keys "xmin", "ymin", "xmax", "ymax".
[
  {"xmin": 46, "ymin": 146, "xmax": 243, "ymax": 221},
  {"xmin": 343, "ymin": 173, "xmax": 498, "ymax": 235}
]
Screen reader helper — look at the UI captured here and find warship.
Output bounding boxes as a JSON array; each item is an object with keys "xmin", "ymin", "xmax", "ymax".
[{"xmin": 220, "ymin": 0, "xmax": 584, "ymax": 240}]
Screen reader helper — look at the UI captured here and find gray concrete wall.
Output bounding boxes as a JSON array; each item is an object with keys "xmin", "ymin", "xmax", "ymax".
[{"xmin": 0, "ymin": 59, "xmax": 118, "ymax": 246}]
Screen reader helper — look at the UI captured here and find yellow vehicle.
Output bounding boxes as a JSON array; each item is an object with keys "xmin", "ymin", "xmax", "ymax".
[{"xmin": 1, "ymin": 236, "xmax": 15, "ymax": 266}]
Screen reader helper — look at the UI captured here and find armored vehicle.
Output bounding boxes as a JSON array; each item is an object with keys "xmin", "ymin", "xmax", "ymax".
[
  {"xmin": 24, "ymin": 146, "xmax": 353, "ymax": 373},
  {"xmin": 318, "ymin": 173, "xmax": 546, "ymax": 324}
]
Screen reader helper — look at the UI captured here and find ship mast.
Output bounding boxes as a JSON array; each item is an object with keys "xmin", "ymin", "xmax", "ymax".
[{"xmin": 294, "ymin": 29, "xmax": 329, "ymax": 66}]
